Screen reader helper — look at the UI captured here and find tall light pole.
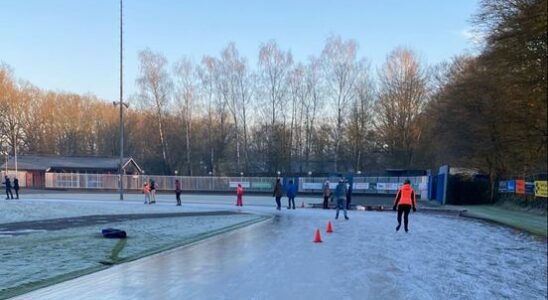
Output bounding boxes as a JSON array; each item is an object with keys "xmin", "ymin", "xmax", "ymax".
[{"xmin": 114, "ymin": 0, "xmax": 129, "ymax": 200}]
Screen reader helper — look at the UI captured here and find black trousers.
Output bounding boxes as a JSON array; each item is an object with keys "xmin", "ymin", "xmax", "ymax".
[
  {"xmin": 176, "ymin": 192, "xmax": 181, "ymax": 204},
  {"xmin": 346, "ymin": 195, "xmax": 352, "ymax": 209},
  {"xmin": 275, "ymin": 196, "xmax": 281, "ymax": 209},
  {"xmin": 323, "ymin": 196, "xmax": 330, "ymax": 209},
  {"xmin": 15, "ymin": 188, "xmax": 19, "ymax": 199},
  {"xmin": 6, "ymin": 189, "xmax": 13, "ymax": 199},
  {"xmin": 397, "ymin": 204, "xmax": 412, "ymax": 230}
]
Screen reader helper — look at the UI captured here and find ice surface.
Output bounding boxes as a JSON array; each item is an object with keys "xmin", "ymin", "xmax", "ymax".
[{"xmin": 5, "ymin": 196, "xmax": 545, "ymax": 300}]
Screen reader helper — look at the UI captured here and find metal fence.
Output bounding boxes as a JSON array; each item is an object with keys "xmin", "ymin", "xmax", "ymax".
[{"xmin": 45, "ymin": 173, "xmax": 428, "ymax": 195}]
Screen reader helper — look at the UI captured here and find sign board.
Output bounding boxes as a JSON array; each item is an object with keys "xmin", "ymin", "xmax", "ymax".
[
  {"xmin": 525, "ymin": 182, "xmax": 535, "ymax": 195},
  {"xmin": 506, "ymin": 180, "xmax": 515, "ymax": 192},
  {"xmin": 534, "ymin": 181, "xmax": 547, "ymax": 198},
  {"xmin": 389, "ymin": 183, "xmax": 399, "ymax": 190},
  {"xmin": 498, "ymin": 181, "xmax": 507, "ymax": 192},
  {"xmin": 302, "ymin": 182, "xmax": 323, "ymax": 190},
  {"xmin": 378, "ymin": 183, "xmax": 399, "ymax": 190},
  {"xmin": 353, "ymin": 183, "xmax": 369, "ymax": 190},
  {"xmin": 252, "ymin": 182, "xmax": 272, "ymax": 189},
  {"xmin": 229, "ymin": 181, "xmax": 250, "ymax": 188},
  {"xmin": 515, "ymin": 180, "xmax": 525, "ymax": 194}
]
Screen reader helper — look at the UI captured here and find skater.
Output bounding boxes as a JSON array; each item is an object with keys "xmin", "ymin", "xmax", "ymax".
[
  {"xmin": 392, "ymin": 179, "xmax": 417, "ymax": 232},
  {"xmin": 149, "ymin": 179, "xmax": 156, "ymax": 204},
  {"xmin": 143, "ymin": 182, "xmax": 151, "ymax": 204},
  {"xmin": 346, "ymin": 179, "xmax": 352, "ymax": 210},
  {"xmin": 286, "ymin": 179, "xmax": 297, "ymax": 209},
  {"xmin": 334, "ymin": 177, "xmax": 349, "ymax": 220},
  {"xmin": 175, "ymin": 179, "xmax": 182, "ymax": 206},
  {"xmin": 13, "ymin": 177, "xmax": 19, "ymax": 199},
  {"xmin": 273, "ymin": 178, "xmax": 283, "ymax": 210},
  {"xmin": 236, "ymin": 183, "xmax": 244, "ymax": 206},
  {"xmin": 322, "ymin": 180, "xmax": 331, "ymax": 209},
  {"xmin": 3, "ymin": 176, "xmax": 13, "ymax": 200}
]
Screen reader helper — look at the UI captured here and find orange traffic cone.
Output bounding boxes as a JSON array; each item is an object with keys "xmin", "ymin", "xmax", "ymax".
[
  {"xmin": 301, "ymin": 201, "xmax": 305, "ymax": 208},
  {"xmin": 326, "ymin": 221, "xmax": 333, "ymax": 233},
  {"xmin": 313, "ymin": 229, "xmax": 322, "ymax": 243}
]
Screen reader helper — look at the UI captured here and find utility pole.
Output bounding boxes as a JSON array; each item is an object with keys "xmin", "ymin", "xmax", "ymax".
[
  {"xmin": 119, "ymin": 0, "xmax": 123, "ymax": 200},
  {"xmin": 115, "ymin": 0, "xmax": 129, "ymax": 200}
]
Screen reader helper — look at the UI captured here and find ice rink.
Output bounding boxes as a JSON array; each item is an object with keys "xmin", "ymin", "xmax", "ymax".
[{"xmin": 3, "ymin": 193, "xmax": 547, "ymax": 300}]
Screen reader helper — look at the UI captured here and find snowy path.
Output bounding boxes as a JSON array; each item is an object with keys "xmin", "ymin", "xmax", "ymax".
[{"xmin": 12, "ymin": 197, "xmax": 547, "ymax": 300}]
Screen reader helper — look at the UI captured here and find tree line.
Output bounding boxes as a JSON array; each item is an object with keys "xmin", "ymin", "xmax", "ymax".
[{"xmin": 0, "ymin": 0, "xmax": 545, "ymax": 187}]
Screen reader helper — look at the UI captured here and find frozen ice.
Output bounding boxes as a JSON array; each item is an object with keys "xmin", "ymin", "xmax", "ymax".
[{"xmin": 2, "ymin": 194, "xmax": 546, "ymax": 299}]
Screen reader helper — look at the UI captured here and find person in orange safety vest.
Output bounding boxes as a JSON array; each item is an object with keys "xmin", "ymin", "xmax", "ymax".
[{"xmin": 392, "ymin": 179, "xmax": 417, "ymax": 232}]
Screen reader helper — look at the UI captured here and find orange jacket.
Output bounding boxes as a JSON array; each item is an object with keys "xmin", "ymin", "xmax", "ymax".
[
  {"xmin": 143, "ymin": 185, "xmax": 150, "ymax": 194},
  {"xmin": 394, "ymin": 184, "xmax": 416, "ymax": 207}
]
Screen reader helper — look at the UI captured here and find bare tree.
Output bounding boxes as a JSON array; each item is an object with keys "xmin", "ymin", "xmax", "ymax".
[
  {"xmin": 173, "ymin": 57, "xmax": 198, "ymax": 175},
  {"xmin": 136, "ymin": 49, "xmax": 173, "ymax": 172},
  {"xmin": 321, "ymin": 36, "xmax": 360, "ymax": 172},
  {"xmin": 257, "ymin": 40, "xmax": 293, "ymax": 172},
  {"xmin": 375, "ymin": 47, "xmax": 429, "ymax": 168},
  {"xmin": 303, "ymin": 57, "xmax": 324, "ymax": 171},
  {"xmin": 0, "ymin": 65, "xmax": 37, "ymax": 169},
  {"xmin": 288, "ymin": 63, "xmax": 306, "ymax": 172},
  {"xmin": 346, "ymin": 62, "xmax": 375, "ymax": 171},
  {"xmin": 198, "ymin": 56, "xmax": 218, "ymax": 173},
  {"xmin": 213, "ymin": 43, "xmax": 254, "ymax": 172}
]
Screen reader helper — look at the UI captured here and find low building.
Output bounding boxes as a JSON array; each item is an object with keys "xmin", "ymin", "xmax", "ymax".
[{"xmin": 1, "ymin": 155, "xmax": 142, "ymax": 188}]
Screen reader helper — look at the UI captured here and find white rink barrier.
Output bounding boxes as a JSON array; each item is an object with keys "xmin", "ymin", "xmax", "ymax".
[{"xmin": 44, "ymin": 173, "xmax": 428, "ymax": 195}]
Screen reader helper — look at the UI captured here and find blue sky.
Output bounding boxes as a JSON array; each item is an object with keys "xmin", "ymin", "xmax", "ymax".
[{"xmin": 0, "ymin": 0, "xmax": 480, "ymax": 101}]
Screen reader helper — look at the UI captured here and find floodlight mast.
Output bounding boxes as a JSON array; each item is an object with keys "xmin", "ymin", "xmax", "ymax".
[{"xmin": 119, "ymin": 0, "xmax": 124, "ymax": 200}]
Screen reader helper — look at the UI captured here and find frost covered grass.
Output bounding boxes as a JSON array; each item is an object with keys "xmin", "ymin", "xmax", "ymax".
[
  {"xmin": 0, "ymin": 198, "xmax": 215, "ymax": 224},
  {"xmin": 461, "ymin": 205, "xmax": 547, "ymax": 236},
  {"xmin": 0, "ymin": 199, "xmax": 267, "ymax": 299}
]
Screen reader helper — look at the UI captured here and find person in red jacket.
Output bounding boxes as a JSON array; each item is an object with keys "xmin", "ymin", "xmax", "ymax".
[
  {"xmin": 392, "ymin": 179, "xmax": 417, "ymax": 232},
  {"xmin": 236, "ymin": 184, "xmax": 244, "ymax": 206}
]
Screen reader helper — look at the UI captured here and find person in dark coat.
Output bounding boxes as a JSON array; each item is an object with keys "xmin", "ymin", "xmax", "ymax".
[
  {"xmin": 273, "ymin": 178, "xmax": 283, "ymax": 210},
  {"xmin": 175, "ymin": 179, "xmax": 182, "ymax": 206},
  {"xmin": 4, "ymin": 176, "xmax": 13, "ymax": 200},
  {"xmin": 346, "ymin": 179, "xmax": 353, "ymax": 210},
  {"xmin": 149, "ymin": 179, "xmax": 156, "ymax": 204},
  {"xmin": 334, "ymin": 177, "xmax": 349, "ymax": 220},
  {"xmin": 322, "ymin": 180, "xmax": 332, "ymax": 209},
  {"xmin": 286, "ymin": 180, "xmax": 297, "ymax": 209},
  {"xmin": 13, "ymin": 178, "xmax": 19, "ymax": 199}
]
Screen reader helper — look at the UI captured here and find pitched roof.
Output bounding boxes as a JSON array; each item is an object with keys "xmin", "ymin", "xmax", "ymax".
[{"xmin": 1, "ymin": 155, "xmax": 141, "ymax": 172}]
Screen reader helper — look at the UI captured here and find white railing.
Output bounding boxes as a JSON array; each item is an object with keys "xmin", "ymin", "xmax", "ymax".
[{"xmin": 44, "ymin": 173, "xmax": 428, "ymax": 195}]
